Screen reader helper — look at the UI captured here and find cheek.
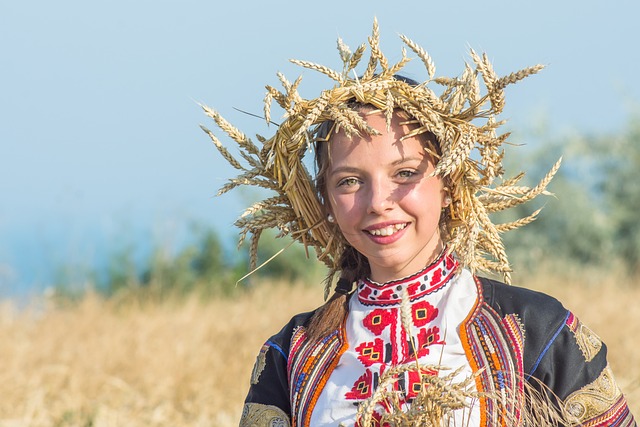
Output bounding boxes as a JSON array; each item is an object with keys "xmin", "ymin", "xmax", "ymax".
[
  {"xmin": 329, "ymin": 193, "xmax": 354, "ymax": 218},
  {"xmin": 403, "ymin": 183, "xmax": 445, "ymax": 215},
  {"xmin": 328, "ymin": 192, "xmax": 362, "ymax": 230}
]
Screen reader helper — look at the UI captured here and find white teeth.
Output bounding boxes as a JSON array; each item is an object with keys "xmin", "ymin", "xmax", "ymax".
[{"xmin": 368, "ymin": 223, "xmax": 407, "ymax": 236}]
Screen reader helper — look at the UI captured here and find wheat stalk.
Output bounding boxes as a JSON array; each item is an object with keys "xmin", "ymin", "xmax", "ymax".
[
  {"xmin": 289, "ymin": 59, "xmax": 343, "ymax": 83},
  {"xmin": 202, "ymin": 18, "xmax": 555, "ymax": 283},
  {"xmin": 400, "ymin": 34, "xmax": 435, "ymax": 79},
  {"xmin": 495, "ymin": 64, "xmax": 545, "ymax": 90}
]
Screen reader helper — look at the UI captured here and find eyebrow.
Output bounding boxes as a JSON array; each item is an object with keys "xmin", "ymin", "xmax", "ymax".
[
  {"xmin": 390, "ymin": 156, "xmax": 424, "ymax": 166},
  {"xmin": 329, "ymin": 166, "xmax": 361, "ymax": 175},
  {"xmin": 329, "ymin": 156, "xmax": 425, "ymax": 175}
]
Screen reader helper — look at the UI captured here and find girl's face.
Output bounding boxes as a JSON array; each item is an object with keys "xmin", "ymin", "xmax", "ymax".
[{"xmin": 325, "ymin": 112, "xmax": 447, "ymax": 283}]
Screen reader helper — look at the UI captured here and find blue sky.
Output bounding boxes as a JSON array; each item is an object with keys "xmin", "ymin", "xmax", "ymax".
[{"xmin": 1, "ymin": 1, "xmax": 638, "ymax": 296}]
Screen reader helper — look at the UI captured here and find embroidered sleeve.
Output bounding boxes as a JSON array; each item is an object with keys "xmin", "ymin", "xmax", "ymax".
[
  {"xmin": 240, "ymin": 402, "xmax": 290, "ymax": 427},
  {"xmin": 242, "ymin": 340, "xmax": 291, "ymax": 426},
  {"xmin": 529, "ymin": 312, "xmax": 636, "ymax": 426},
  {"xmin": 563, "ymin": 364, "xmax": 635, "ymax": 426}
]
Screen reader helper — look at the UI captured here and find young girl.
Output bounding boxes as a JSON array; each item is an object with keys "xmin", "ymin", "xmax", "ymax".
[{"xmin": 203, "ymin": 21, "xmax": 636, "ymax": 427}]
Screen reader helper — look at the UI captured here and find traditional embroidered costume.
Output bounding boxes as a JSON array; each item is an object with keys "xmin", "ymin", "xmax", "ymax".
[
  {"xmin": 202, "ymin": 19, "xmax": 636, "ymax": 427},
  {"xmin": 241, "ymin": 252, "xmax": 635, "ymax": 426}
]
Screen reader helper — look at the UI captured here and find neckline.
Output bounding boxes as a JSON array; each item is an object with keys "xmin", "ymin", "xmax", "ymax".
[{"xmin": 356, "ymin": 251, "xmax": 459, "ymax": 306}]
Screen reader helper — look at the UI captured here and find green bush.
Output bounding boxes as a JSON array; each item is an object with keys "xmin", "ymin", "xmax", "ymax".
[
  {"xmin": 500, "ymin": 114, "xmax": 640, "ymax": 277},
  {"xmin": 52, "ymin": 224, "xmax": 327, "ymax": 301}
]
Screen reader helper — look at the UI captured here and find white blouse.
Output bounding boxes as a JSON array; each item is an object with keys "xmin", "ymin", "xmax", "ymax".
[{"xmin": 310, "ymin": 253, "xmax": 480, "ymax": 426}]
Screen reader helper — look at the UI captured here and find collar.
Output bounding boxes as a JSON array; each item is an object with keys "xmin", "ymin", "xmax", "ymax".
[{"xmin": 356, "ymin": 251, "xmax": 459, "ymax": 306}]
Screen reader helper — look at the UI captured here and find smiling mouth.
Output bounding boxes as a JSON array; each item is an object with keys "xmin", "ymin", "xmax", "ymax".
[{"xmin": 366, "ymin": 223, "xmax": 408, "ymax": 236}]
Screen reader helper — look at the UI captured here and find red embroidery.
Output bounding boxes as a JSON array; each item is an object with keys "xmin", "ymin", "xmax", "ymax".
[
  {"xmin": 363, "ymin": 308, "xmax": 394, "ymax": 336},
  {"xmin": 358, "ymin": 253, "xmax": 459, "ymax": 305},
  {"xmin": 359, "ymin": 285, "xmax": 373, "ymax": 300},
  {"xmin": 356, "ymin": 410, "xmax": 392, "ymax": 427},
  {"xmin": 346, "ymin": 251, "xmax": 462, "ymax": 410},
  {"xmin": 406, "ymin": 367, "xmax": 439, "ymax": 399},
  {"xmin": 346, "ymin": 369, "xmax": 374, "ymax": 400},
  {"xmin": 406, "ymin": 280, "xmax": 421, "ymax": 296},
  {"xmin": 377, "ymin": 287, "xmax": 396, "ymax": 301},
  {"xmin": 429, "ymin": 267, "xmax": 443, "ymax": 286},
  {"xmin": 445, "ymin": 254, "xmax": 456, "ymax": 270},
  {"xmin": 415, "ymin": 326, "xmax": 444, "ymax": 357},
  {"xmin": 565, "ymin": 312, "xmax": 578, "ymax": 332},
  {"xmin": 412, "ymin": 300, "xmax": 439, "ymax": 326},
  {"xmin": 356, "ymin": 339, "xmax": 385, "ymax": 367}
]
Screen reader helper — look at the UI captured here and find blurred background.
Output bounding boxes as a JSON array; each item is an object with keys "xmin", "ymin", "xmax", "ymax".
[
  {"xmin": 2, "ymin": 0, "xmax": 639, "ymax": 299},
  {"xmin": 1, "ymin": 1, "xmax": 640, "ymax": 425}
]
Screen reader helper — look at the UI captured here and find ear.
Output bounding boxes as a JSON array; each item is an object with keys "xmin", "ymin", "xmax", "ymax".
[
  {"xmin": 441, "ymin": 185, "xmax": 452, "ymax": 208},
  {"xmin": 324, "ymin": 203, "xmax": 336, "ymax": 224}
]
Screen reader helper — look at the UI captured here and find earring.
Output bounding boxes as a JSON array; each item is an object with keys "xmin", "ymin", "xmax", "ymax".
[
  {"xmin": 327, "ymin": 214, "xmax": 335, "ymax": 223},
  {"xmin": 444, "ymin": 196, "xmax": 452, "ymax": 207}
]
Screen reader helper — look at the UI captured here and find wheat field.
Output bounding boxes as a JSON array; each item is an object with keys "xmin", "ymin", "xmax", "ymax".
[{"xmin": 0, "ymin": 274, "xmax": 638, "ymax": 426}]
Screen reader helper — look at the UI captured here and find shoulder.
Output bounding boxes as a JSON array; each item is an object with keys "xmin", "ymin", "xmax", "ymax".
[
  {"xmin": 265, "ymin": 309, "xmax": 317, "ymax": 357},
  {"xmin": 477, "ymin": 276, "xmax": 569, "ymax": 325},
  {"xmin": 243, "ymin": 309, "xmax": 317, "ymax": 414},
  {"xmin": 474, "ymin": 277, "xmax": 636, "ymax": 426},
  {"xmin": 475, "ymin": 276, "xmax": 573, "ymax": 374}
]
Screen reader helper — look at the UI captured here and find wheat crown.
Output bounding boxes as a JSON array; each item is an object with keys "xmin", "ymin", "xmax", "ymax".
[{"xmin": 201, "ymin": 18, "xmax": 559, "ymax": 286}]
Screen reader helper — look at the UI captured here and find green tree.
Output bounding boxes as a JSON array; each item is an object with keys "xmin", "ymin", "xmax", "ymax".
[
  {"xmin": 499, "ymin": 115, "xmax": 640, "ymax": 276},
  {"xmin": 594, "ymin": 117, "xmax": 640, "ymax": 272}
]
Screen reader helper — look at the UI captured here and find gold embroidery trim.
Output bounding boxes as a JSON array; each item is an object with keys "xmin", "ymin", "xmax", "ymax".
[
  {"xmin": 563, "ymin": 365, "xmax": 622, "ymax": 423},
  {"xmin": 240, "ymin": 403, "xmax": 290, "ymax": 427},
  {"xmin": 574, "ymin": 322, "xmax": 602, "ymax": 362},
  {"xmin": 250, "ymin": 344, "xmax": 269, "ymax": 385}
]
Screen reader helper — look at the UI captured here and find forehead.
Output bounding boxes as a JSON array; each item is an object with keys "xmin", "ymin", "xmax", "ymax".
[{"xmin": 331, "ymin": 109, "xmax": 414, "ymax": 141}]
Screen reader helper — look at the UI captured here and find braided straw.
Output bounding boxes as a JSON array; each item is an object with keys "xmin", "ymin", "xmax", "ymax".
[{"xmin": 202, "ymin": 18, "xmax": 557, "ymax": 284}]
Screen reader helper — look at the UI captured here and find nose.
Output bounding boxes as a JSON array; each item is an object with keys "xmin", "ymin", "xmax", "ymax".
[{"xmin": 367, "ymin": 179, "xmax": 394, "ymax": 214}]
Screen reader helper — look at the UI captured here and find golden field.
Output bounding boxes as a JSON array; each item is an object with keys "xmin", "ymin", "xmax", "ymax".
[{"xmin": 0, "ymin": 273, "xmax": 638, "ymax": 427}]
